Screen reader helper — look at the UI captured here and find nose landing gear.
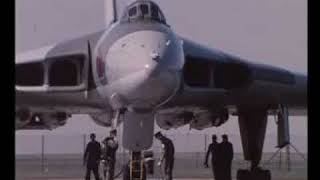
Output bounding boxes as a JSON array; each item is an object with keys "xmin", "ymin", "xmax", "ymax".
[{"xmin": 111, "ymin": 108, "xmax": 155, "ymax": 180}]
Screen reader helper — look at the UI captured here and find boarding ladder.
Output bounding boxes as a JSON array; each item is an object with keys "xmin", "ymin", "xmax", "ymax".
[{"xmin": 130, "ymin": 151, "xmax": 144, "ymax": 180}]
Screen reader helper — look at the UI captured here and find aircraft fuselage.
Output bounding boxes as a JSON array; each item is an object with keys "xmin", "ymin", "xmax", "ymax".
[{"xmin": 92, "ymin": 22, "xmax": 184, "ymax": 112}]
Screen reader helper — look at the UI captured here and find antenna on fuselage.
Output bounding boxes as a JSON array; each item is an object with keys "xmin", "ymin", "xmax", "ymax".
[{"xmin": 105, "ymin": 0, "xmax": 118, "ymax": 26}]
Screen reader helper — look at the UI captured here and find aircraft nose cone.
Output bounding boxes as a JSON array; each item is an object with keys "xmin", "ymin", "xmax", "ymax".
[{"xmin": 102, "ymin": 30, "xmax": 183, "ymax": 109}]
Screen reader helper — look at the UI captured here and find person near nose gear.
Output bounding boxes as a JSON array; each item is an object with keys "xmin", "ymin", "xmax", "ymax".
[
  {"xmin": 155, "ymin": 132, "xmax": 175, "ymax": 180},
  {"xmin": 84, "ymin": 133, "xmax": 101, "ymax": 180},
  {"xmin": 102, "ymin": 130, "xmax": 119, "ymax": 180}
]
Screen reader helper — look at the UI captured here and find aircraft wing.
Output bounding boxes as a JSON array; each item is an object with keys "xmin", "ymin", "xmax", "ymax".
[
  {"xmin": 16, "ymin": 29, "xmax": 105, "ymax": 93},
  {"xmin": 162, "ymin": 38, "xmax": 307, "ymax": 116},
  {"xmin": 15, "ymin": 30, "xmax": 112, "ymax": 130}
]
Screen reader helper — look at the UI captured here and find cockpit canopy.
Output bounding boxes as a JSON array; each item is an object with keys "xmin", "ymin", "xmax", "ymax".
[{"xmin": 120, "ymin": 0, "xmax": 167, "ymax": 25}]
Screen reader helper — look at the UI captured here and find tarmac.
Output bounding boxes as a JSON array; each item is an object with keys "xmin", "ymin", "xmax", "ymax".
[
  {"xmin": 19, "ymin": 178, "xmax": 307, "ymax": 180},
  {"xmin": 16, "ymin": 153, "xmax": 307, "ymax": 180},
  {"xmin": 21, "ymin": 179, "xmax": 211, "ymax": 180}
]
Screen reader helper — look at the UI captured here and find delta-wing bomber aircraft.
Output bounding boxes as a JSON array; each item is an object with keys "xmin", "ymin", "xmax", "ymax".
[{"xmin": 15, "ymin": 0, "xmax": 307, "ymax": 179}]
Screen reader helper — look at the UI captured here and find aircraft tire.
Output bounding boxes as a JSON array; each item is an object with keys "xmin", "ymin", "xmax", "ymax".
[
  {"xmin": 237, "ymin": 169, "xmax": 250, "ymax": 180},
  {"xmin": 256, "ymin": 169, "xmax": 271, "ymax": 180},
  {"xmin": 237, "ymin": 169, "xmax": 271, "ymax": 180}
]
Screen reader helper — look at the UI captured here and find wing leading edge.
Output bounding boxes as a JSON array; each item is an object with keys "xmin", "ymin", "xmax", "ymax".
[
  {"xmin": 15, "ymin": 30, "xmax": 106, "ymax": 112},
  {"xmin": 163, "ymin": 38, "xmax": 307, "ymax": 116}
]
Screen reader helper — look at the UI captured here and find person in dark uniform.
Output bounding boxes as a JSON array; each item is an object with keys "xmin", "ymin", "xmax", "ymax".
[
  {"xmin": 154, "ymin": 132, "xmax": 175, "ymax": 180},
  {"xmin": 84, "ymin": 133, "xmax": 101, "ymax": 180},
  {"xmin": 204, "ymin": 134, "xmax": 221, "ymax": 180},
  {"xmin": 102, "ymin": 130, "xmax": 119, "ymax": 180},
  {"xmin": 220, "ymin": 134, "xmax": 234, "ymax": 180}
]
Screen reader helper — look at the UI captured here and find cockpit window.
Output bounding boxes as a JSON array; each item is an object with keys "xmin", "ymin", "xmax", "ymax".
[
  {"xmin": 159, "ymin": 11, "xmax": 166, "ymax": 23},
  {"xmin": 122, "ymin": 1, "xmax": 167, "ymax": 25},
  {"xmin": 140, "ymin": 4, "xmax": 149, "ymax": 15},
  {"xmin": 151, "ymin": 4, "xmax": 159, "ymax": 20},
  {"xmin": 129, "ymin": 6, "xmax": 137, "ymax": 17}
]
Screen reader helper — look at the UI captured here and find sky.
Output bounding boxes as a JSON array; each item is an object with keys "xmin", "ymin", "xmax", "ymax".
[{"xmin": 15, "ymin": 0, "xmax": 307, "ymax": 153}]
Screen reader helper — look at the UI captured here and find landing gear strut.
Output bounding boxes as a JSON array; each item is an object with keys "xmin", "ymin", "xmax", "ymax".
[
  {"xmin": 118, "ymin": 111, "xmax": 155, "ymax": 180},
  {"xmin": 111, "ymin": 108, "xmax": 127, "ymax": 130},
  {"xmin": 236, "ymin": 108, "xmax": 271, "ymax": 180}
]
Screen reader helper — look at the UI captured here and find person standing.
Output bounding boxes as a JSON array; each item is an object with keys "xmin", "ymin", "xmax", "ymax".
[
  {"xmin": 204, "ymin": 134, "xmax": 221, "ymax": 180},
  {"xmin": 84, "ymin": 133, "xmax": 101, "ymax": 180},
  {"xmin": 102, "ymin": 130, "xmax": 119, "ymax": 180},
  {"xmin": 154, "ymin": 132, "xmax": 175, "ymax": 180},
  {"xmin": 220, "ymin": 134, "xmax": 234, "ymax": 180}
]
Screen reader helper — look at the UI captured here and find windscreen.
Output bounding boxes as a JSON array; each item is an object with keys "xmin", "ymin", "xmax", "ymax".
[
  {"xmin": 140, "ymin": 4, "xmax": 149, "ymax": 15},
  {"xmin": 123, "ymin": 1, "xmax": 166, "ymax": 24},
  {"xmin": 128, "ymin": 6, "xmax": 137, "ymax": 17}
]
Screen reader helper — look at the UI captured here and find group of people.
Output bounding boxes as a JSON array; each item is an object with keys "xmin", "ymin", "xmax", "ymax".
[
  {"xmin": 204, "ymin": 134, "xmax": 234, "ymax": 180},
  {"xmin": 83, "ymin": 130, "xmax": 118, "ymax": 180},
  {"xmin": 155, "ymin": 132, "xmax": 234, "ymax": 180},
  {"xmin": 83, "ymin": 130, "xmax": 233, "ymax": 180}
]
